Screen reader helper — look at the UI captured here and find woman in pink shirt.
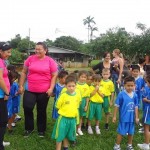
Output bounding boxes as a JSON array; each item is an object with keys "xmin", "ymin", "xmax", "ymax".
[
  {"xmin": 0, "ymin": 42, "xmax": 12, "ymax": 150},
  {"xmin": 19, "ymin": 42, "xmax": 58, "ymax": 137}
]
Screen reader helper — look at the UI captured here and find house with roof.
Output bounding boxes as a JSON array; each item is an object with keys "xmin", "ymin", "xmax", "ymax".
[{"xmin": 29, "ymin": 46, "xmax": 91, "ymax": 68}]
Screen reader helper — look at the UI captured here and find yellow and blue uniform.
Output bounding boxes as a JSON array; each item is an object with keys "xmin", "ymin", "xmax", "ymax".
[
  {"xmin": 51, "ymin": 91, "xmax": 82, "ymax": 142},
  {"xmin": 76, "ymin": 82, "xmax": 90, "ymax": 117},
  {"xmin": 87, "ymin": 85, "xmax": 103, "ymax": 120},
  {"xmin": 100, "ymin": 79, "xmax": 114, "ymax": 113}
]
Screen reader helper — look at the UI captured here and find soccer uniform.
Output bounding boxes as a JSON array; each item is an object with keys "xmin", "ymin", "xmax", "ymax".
[
  {"xmin": 134, "ymin": 76, "xmax": 145, "ymax": 108},
  {"xmin": 115, "ymin": 90, "xmax": 138, "ymax": 135},
  {"xmin": 52, "ymin": 83, "xmax": 65, "ymax": 119},
  {"xmin": 142, "ymin": 85, "xmax": 150, "ymax": 125},
  {"xmin": 76, "ymin": 82, "xmax": 90, "ymax": 117},
  {"xmin": 100, "ymin": 79, "xmax": 115, "ymax": 113},
  {"xmin": 51, "ymin": 91, "xmax": 82, "ymax": 142},
  {"xmin": 87, "ymin": 85, "xmax": 103, "ymax": 121}
]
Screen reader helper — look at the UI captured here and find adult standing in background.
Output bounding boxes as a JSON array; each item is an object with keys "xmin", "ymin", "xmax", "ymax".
[
  {"xmin": 111, "ymin": 49, "xmax": 124, "ymax": 95},
  {"xmin": 19, "ymin": 42, "xmax": 58, "ymax": 137},
  {"xmin": 0, "ymin": 42, "xmax": 12, "ymax": 150},
  {"xmin": 92, "ymin": 52, "xmax": 113, "ymax": 76}
]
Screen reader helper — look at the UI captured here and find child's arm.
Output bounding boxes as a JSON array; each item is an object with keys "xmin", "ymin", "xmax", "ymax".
[
  {"xmin": 143, "ymin": 97, "xmax": 150, "ymax": 103},
  {"xmin": 135, "ymin": 107, "xmax": 139, "ymax": 124},
  {"xmin": 90, "ymin": 86, "xmax": 99, "ymax": 97},
  {"xmin": 109, "ymin": 92, "xmax": 115, "ymax": 107},
  {"xmin": 84, "ymin": 97, "xmax": 89, "ymax": 111},
  {"xmin": 97, "ymin": 90, "xmax": 104, "ymax": 98},
  {"xmin": 112, "ymin": 106, "xmax": 118, "ymax": 123}
]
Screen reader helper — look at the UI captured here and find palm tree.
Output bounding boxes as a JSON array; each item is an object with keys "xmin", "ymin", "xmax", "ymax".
[
  {"xmin": 90, "ymin": 26, "xmax": 98, "ymax": 41},
  {"xmin": 83, "ymin": 16, "xmax": 96, "ymax": 42}
]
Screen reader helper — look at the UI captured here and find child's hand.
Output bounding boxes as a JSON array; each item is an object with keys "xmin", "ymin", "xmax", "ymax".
[
  {"xmin": 109, "ymin": 101, "xmax": 113, "ymax": 107},
  {"xmin": 135, "ymin": 118, "xmax": 139, "ymax": 125},
  {"xmin": 4, "ymin": 95, "xmax": 9, "ymax": 101},
  {"xmin": 143, "ymin": 98, "xmax": 148, "ymax": 102},
  {"xmin": 112, "ymin": 116, "xmax": 116, "ymax": 123},
  {"xmin": 95, "ymin": 85, "xmax": 99, "ymax": 90},
  {"xmin": 84, "ymin": 106, "xmax": 88, "ymax": 111}
]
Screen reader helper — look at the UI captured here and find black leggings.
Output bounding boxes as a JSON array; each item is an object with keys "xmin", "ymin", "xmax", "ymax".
[
  {"xmin": 23, "ymin": 90, "xmax": 49, "ymax": 132},
  {"xmin": 0, "ymin": 99, "xmax": 8, "ymax": 150}
]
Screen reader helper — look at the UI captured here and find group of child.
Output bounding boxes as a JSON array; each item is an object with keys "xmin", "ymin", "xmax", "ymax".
[{"xmin": 51, "ymin": 64, "xmax": 150, "ymax": 150}]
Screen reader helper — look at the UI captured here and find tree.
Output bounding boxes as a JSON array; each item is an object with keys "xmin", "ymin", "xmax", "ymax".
[
  {"xmin": 10, "ymin": 34, "xmax": 21, "ymax": 48},
  {"xmin": 90, "ymin": 26, "xmax": 98, "ymax": 41},
  {"xmin": 53, "ymin": 36, "xmax": 81, "ymax": 51},
  {"xmin": 83, "ymin": 16, "xmax": 96, "ymax": 42},
  {"xmin": 136, "ymin": 22, "xmax": 146, "ymax": 31},
  {"xmin": 44, "ymin": 39, "xmax": 53, "ymax": 47}
]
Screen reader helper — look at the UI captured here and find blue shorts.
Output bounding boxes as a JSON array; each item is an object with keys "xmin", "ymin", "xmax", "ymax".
[
  {"xmin": 143, "ymin": 106, "xmax": 150, "ymax": 125},
  {"xmin": 117, "ymin": 122, "xmax": 134, "ymax": 135}
]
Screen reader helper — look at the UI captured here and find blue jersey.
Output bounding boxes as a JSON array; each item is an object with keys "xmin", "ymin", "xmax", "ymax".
[
  {"xmin": 142, "ymin": 85, "xmax": 150, "ymax": 107},
  {"xmin": 135, "ymin": 77, "xmax": 145, "ymax": 101},
  {"xmin": 52, "ymin": 83, "xmax": 65, "ymax": 119},
  {"xmin": 115, "ymin": 90, "xmax": 138, "ymax": 122}
]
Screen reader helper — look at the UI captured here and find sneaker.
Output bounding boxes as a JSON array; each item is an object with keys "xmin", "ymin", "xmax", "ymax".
[
  {"xmin": 77, "ymin": 129, "xmax": 83, "ymax": 135},
  {"xmin": 138, "ymin": 127, "xmax": 144, "ymax": 133},
  {"xmin": 11, "ymin": 123, "xmax": 16, "ymax": 127},
  {"xmin": 38, "ymin": 132, "xmax": 45, "ymax": 137},
  {"xmin": 137, "ymin": 144, "xmax": 150, "ymax": 150},
  {"xmin": 76, "ymin": 133, "xmax": 79, "ymax": 136},
  {"xmin": 126, "ymin": 145, "xmax": 134, "ymax": 150},
  {"xmin": 95, "ymin": 128, "xmax": 101, "ymax": 135},
  {"xmin": 24, "ymin": 130, "xmax": 33, "ymax": 138},
  {"xmin": 113, "ymin": 144, "xmax": 121, "ymax": 150},
  {"xmin": 14, "ymin": 115, "xmax": 21, "ymax": 123},
  {"xmin": 3, "ymin": 141, "xmax": 10, "ymax": 146},
  {"xmin": 88, "ymin": 127, "xmax": 93, "ymax": 134},
  {"xmin": 105, "ymin": 123, "xmax": 109, "ymax": 130}
]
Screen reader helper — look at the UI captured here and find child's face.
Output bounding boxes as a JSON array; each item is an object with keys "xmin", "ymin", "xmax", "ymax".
[
  {"xmin": 124, "ymin": 81, "xmax": 135, "ymax": 93},
  {"xmin": 86, "ymin": 76, "xmax": 92, "ymax": 85},
  {"xmin": 66, "ymin": 81, "xmax": 76, "ymax": 94},
  {"xmin": 78, "ymin": 74, "xmax": 87, "ymax": 83},
  {"xmin": 59, "ymin": 75, "xmax": 68, "ymax": 84},
  {"xmin": 102, "ymin": 71, "xmax": 110, "ymax": 80},
  {"xmin": 146, "ymin": 81, "xmax": 150, "ymax": 87},
  {"xmin": 132, "ymin": 69, "xmax": 140, "ymax": 78},
  {"xmin": 93, "ymin": 80, "xmax": 100, "ymax": 86}
]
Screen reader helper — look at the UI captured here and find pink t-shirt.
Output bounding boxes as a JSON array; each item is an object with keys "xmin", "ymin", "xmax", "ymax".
[
  {"xmin": 0, "ymin": 59, "xmax": 10, "ymax": 97},
  {"xmin": 24, "ymin": 55, "xmax": 58, "ymax": 93}
]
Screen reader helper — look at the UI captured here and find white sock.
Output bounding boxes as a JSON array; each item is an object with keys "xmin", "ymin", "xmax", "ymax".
[
  {"xmin": 115, "ymin": 144, "xmax": 120, "ymax": 148},
  {"xmin": 88, "ymin": 126, "xmax": 92, "ymax": 129},
  {"xmin": 144, "ymin": 143, "xmax": 149, "ymax": 148},
  {"xmin": 128, "ymin": 144, "xmax": 132, "ymax": 147},
  {"xmin": 95, "ymin": 126, "xmax": 99, "ymax": 129}
]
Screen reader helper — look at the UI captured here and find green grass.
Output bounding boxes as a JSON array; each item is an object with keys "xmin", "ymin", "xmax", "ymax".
[
  {"xmin": 91, "ymin": 60, "xmax": 101, "ymax": 66},
  {"xmin": 4, "ymin": 96, "xmax": 144, "ymax": 150}
]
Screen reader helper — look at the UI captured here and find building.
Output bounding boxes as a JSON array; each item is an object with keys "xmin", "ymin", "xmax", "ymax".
[{"xmin": 29, "ymin": 46, "xmax": 91, "ymax": 68}]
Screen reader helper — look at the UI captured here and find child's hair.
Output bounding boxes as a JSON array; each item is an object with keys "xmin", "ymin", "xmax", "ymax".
[
  {"xmin": 113, "ymin": 49, "xmax": 120, "ymax": 55},
  {"xmin": 65, "ymin": 75, "xmax": 77, "ymax": 85},
  {"xmin": 78, "ymin": 70, "xmax": 88, "ymax": 78},
  {"xmin": 58, "ymin": 70, "xmax": 68, "ymax": 78},
  {"xmin": 131, "ymin": 64, "xmax": 140, "ymax": 71},
  {"xmin": 145, "ymin": 74, "xmax": 150, "ymax": 84},
  {"xmin": 92, "ymin": 74, "xmax": 101, "ymax": 82},
  {"xmin": 124, "ymin": 76, "xmax": 135, "ymax": 84},
  {"xmin": 139, "ymin": 58, "xmax": 145, "ymax": 65},
  {"xmin": 87, "ymin": 71, "xmax": 93, "ymax": 77},
  {"xmin": 7, "ymin": 65, "xmax": 16, "ymax": 72},
  {"xmin": 102, "ymin": 68, "xmax": 110, "ymax": 74},
  {"xmin": 8, "ymin": 71, "xmax": 19, "ymax": 85}
]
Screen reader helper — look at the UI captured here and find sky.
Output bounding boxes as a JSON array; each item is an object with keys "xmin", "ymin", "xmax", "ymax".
[{"xmin": 0, "ymin": 0, "xmax": 150, "ymax": 42}]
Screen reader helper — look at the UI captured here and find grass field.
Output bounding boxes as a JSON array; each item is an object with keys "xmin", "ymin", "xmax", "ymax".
[
  {"xmin": 4, "ymin": 67, "xmax": 144, "ymax": 150},
  {"xmin": 4, "ymin": 96, "xmax": 144, "ymax": 150}
]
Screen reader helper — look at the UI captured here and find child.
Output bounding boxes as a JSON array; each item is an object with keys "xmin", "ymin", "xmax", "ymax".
[
  {"xmin": 52, "ymin": 70, "xmax": 68, "ymax": 119},
  {"xmin": 87, "ymin": 74, "xmax": 103, "ymax": 134},
  {"xmin": 113, "ymin": 76, "xmax": 139, "ymax": 150},
  {"xmin": 131, "ymin": 65, "xmax": 145, "ymax": 108},
  {"xmin": 81, "ymin": 71, "xmax": 93, "ymax": 130},
  {"xmin": 100, "ymin": 68, "xmax": 114, "ymax": 130},
  {"xmin": 137, "ymin": 74, "xmax": 150, "ymax": 150},
  {"xmin": 76, "ymin": 70, "xmax": 90, "ymax": 135},
  {"xmin": 51, "ymin": 75, "xmax": 82, "ymax": 150},
  {"xmin": 7, "ymin": 71, "xmax": 19, "ymax": 132}
]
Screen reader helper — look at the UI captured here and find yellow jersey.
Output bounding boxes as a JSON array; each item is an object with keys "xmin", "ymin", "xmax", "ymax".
[
  {"xmin": 56, "ymin": 91, "xmax": 82, "ymax": 117},
  {"xmin": 100, "ymin": 79, "xmax": 115, "ymax": 96},
  {"xmin": 76, "ymin": 82, "xmax": 90, "ymax": 98},
  {"xmin": 89, "ymin": 85, "xmax": 104, "ymax": 103}
]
